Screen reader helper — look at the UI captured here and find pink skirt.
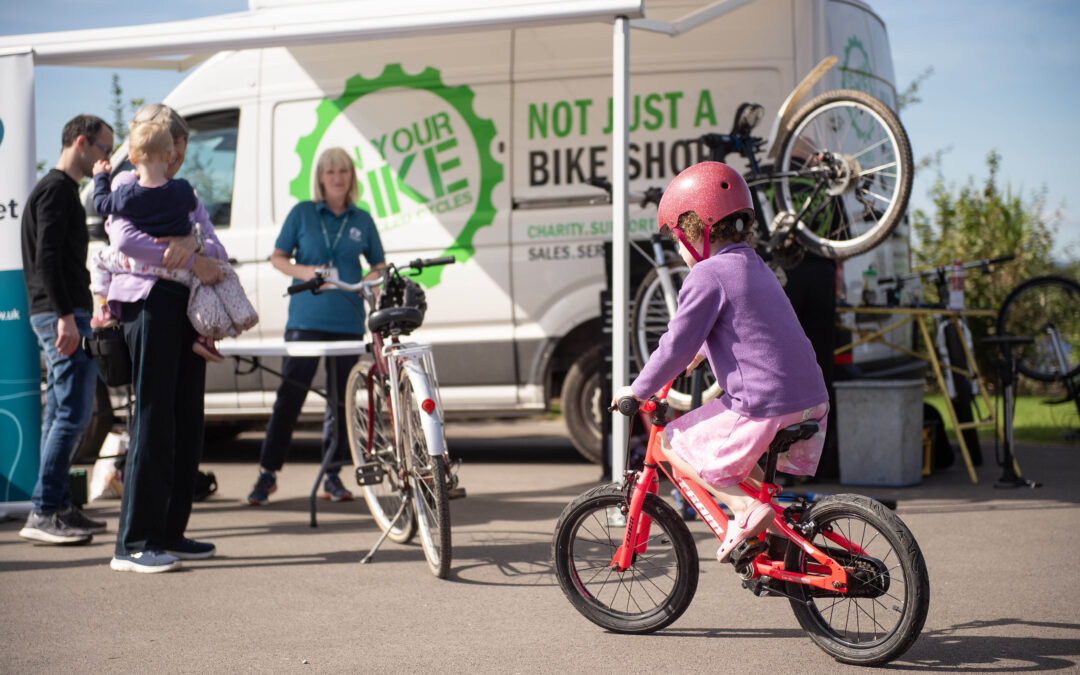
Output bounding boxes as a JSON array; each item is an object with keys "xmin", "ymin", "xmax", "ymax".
[{"xmin": 664, "ymin": 398, "xmax": 830, "ymax": 487}]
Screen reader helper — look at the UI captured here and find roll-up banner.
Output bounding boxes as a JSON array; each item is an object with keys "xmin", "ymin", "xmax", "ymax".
[{"xmin": 0, "ymin": 50, "xmax": 41, "ymax": 515}]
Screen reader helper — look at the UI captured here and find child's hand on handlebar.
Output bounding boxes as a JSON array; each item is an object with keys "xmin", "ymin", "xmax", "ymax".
[{"xmin": 610, "ymin": 386, "xmax": 642, "ymax": 410}]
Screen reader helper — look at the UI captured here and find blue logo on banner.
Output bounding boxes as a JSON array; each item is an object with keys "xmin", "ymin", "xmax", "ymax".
[{"xmin": 0, "ymin": 116, "xmax": 5, "ymax": 148}]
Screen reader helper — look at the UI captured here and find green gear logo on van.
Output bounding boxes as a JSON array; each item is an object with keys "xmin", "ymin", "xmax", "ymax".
[
  {"xmin": 291, "ymin": 64, "xmax": 503, "ymax": 288},
  {"xmin": 840, "ymin": 36, "xmax": 876, "ymax": 141}
]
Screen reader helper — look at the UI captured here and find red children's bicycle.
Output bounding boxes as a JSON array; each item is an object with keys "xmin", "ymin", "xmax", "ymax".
[{"xmin": 552, "ymin": 381, "xmax": 930, "ymax": 666}]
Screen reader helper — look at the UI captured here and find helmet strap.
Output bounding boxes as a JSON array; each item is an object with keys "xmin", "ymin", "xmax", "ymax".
[{"xmin": 674, "ymin": 226, "xmax": 709, "ymax": 263}]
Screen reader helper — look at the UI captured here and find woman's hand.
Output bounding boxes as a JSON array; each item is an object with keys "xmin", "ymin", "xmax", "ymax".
[
  {"xmin": 192, "ymin": 254, "xmax": 225, "ymax": 285},
  {"xmin": 157, "ymin": 234, "xmax": 199, "ymax": 270}
]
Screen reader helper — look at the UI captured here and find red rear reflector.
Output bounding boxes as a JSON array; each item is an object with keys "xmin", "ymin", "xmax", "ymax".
[
  {"xmin": 421, "ymin": 398, "xmax": 436, "ymax": 414},
  {"xmin": 834, "ymin": 353, "xmax": 853, "ymax": 365}
]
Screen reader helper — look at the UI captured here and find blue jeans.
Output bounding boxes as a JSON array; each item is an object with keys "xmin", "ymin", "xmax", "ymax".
[{"xmin": 29, "ymin": 309, "xmax": 97, "ymax": 513}]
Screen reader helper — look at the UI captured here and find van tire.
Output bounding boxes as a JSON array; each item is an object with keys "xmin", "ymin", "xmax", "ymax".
[
  {"xmin": 73, "ymin": 380, "xmax": 116, "ymax": 463},
  {"xmin": 563, "ymin": 346, "xmax": 603, "ymax": 464}
]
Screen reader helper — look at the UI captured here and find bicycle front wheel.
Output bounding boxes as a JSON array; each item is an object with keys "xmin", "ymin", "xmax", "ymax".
[
  {"xmin": 346, "ymin": 363, "xmax": 416, "ymax": 544},
  {"xmin": 785, "ymin": 494, "xmax": 929, "ymax": 666},
  {"xmin": 996, "ymin": 275, "xmax": 1080, "ymax": 382},
  {"xmin": 552, "ymin": 484, "xmax": 698, "ymax": 634},
  {"xmin": 776, "ymin": 90, "xmax": 913, "ymax": 259},
  {"xmin": 400, "ymin": 369, "xmax": 452, "ymax": 578},
  {"xmin": 631, "ymin": 265, "xmax": 722, "ymax": 411}
]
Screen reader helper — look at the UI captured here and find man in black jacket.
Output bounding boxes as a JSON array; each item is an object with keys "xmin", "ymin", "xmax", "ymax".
[{"xmin": 19, "ymin": 114, "xmax": 113, "ymax": 545}]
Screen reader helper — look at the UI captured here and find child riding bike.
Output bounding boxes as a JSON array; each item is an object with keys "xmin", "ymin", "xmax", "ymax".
[{"xmin": 614, "ymin": 161, "xmax": 829, "ymax": 563}]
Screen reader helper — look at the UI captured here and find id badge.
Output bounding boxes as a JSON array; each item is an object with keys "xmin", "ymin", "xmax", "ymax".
[{"xmin": 324, "ymin": 266, "xmax": 340, "ymax": 282}]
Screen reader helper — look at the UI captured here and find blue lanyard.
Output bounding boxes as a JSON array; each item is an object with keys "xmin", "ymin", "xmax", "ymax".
[{"xmin": 318, "ymin": 209, "xmax": 349, "ymax": 264}]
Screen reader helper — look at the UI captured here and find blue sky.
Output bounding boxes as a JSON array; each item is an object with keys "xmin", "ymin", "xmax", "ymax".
[{"xmin": 3, "ymin": 0, "xmax": 1077, "ymax": 260}]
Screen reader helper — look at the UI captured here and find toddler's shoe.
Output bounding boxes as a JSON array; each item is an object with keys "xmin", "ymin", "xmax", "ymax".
[
  {"xmin": 716, "ymin": 501, "xmax": 775, "ymax": 563},
  {"xmin": 192, "ymin": 336, "xmax": 225, "ymax": 363}
]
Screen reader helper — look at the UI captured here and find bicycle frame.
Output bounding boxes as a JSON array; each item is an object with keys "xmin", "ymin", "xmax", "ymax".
[
  {"xmin": 611, "ymin": 383, "xmax": 850, "ymax": 595},
  {"xmin": 352, "ymin": 282, "xmax": 447, "ymax": 461}
]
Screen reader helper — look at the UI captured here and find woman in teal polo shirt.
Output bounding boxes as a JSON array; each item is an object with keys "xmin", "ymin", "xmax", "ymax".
[{"xmin": 247, "ymin": 147, "xmax": 386, "ymax": 505}]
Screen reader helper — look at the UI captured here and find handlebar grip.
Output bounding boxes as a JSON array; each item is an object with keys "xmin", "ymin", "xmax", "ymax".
[
  {"xmin": 288, "ymin": 276, "xmax": 322, "ymax": 295},
  {"xmin": 423, "ymin": 255, "xmax": 456, "ymax": 267},
  {"xmin": 615, "ymin": 397, "xmax": 640, "ymax": 416}
]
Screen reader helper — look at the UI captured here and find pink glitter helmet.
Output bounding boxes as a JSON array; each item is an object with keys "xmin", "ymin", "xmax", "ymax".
[{"xmin": 657, "ymin": 161, "xmax": 755, "ymax": 261}]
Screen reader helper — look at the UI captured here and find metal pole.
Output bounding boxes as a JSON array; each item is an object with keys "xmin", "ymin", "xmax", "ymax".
[{"xmin": 610, "ymin": 16, "xmax": 630, "ymax": 482}]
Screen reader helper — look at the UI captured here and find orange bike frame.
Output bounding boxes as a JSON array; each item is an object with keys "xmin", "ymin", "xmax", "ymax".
[{"xmin": 610, "ymin": 384, "xmax": 850, "ymax": 594}]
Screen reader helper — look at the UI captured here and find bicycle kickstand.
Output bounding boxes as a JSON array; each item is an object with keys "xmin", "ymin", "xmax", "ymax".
[{"xmin": 360, "ymin": 497, "xmax": 412, "ymax": 564}]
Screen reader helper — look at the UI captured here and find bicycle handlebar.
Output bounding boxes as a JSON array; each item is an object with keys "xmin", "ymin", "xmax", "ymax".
[
  {"xmin": 285, "ymin": 256, "xmax": 456, "ymax": 296},
  {"xmin": 609, "ymin": 396, "xmax": 658, "ymax": 416},
  {"xmin": 878, "ymin": 255, "xmax": 1015, "ymax": 285}
]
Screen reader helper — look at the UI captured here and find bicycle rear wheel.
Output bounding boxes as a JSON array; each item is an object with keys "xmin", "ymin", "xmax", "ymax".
[
  {"xmin": 631, "ymin": 264, "xmax": 722, "ymax": 410},
  {"xmin": 996, "ymin": 275, "xmax": 1080, "ymax": 382},
  {"xmin": 552, "ymin": 484, "xmax": 698, "ymax": 634},
  {"xmin": 785, "ymin": 494, "xmax": 929, "ymax": 666},
  {"xmin": 346, "ymin": 363, "xmax": 416, "ymax": 544},
  {"xmin": 776, "ymin": 90, "xmax": 913, "ymax": 259},
  {"xmin": 400, "ymin": 370, "xmax": 452, "ymax": 578}
]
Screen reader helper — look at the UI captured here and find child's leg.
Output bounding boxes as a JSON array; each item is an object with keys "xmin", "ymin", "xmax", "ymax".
[
  {"xmin": 662, "ymin": 434, "xmax": 774, "ymax": 563},
  {"xmin": 662, "ymin": 434, "xmax": 758, "ymax": 513}
]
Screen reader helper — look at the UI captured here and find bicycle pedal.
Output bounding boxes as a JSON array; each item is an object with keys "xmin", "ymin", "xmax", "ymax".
[
  {"xmin": 448, "ymin": 486, "xmax": 467, "ymax": 500},
  {"xmin": 354, "ymin": 462, "xmax": 385, "ymax": 486},
  {"xmin": 729, "ymin": 538, "xmax": 769, "ymax": 568}
]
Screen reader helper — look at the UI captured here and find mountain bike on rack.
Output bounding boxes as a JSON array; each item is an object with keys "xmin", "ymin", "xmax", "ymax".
[
  {"xmin": 996, "ymin": 274, "xmax": 1080, "ymax": 440},
  {"xmin": 552, "ymin": 380, "xmax": 929, "ymax": 666},
  {"xmin": 288, "ymin": 256, "xmax": 459, "ymax": 578}
]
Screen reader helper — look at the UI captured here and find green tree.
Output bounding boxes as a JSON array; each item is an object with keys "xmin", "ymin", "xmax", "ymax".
[
  {"xmin": 110, "ymin": 73, "xmax": 145, "ymax": 143},
  {"xmin": 911, "ymin": 150, "xmax": 1062, "ymax": 311}
]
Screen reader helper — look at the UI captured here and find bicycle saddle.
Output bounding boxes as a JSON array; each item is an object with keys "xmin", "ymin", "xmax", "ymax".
[
  {"xmin": 770, "ymin": 421, "xmax": 819, "ymax": 452},
  {"xmin": 368, "ymin": 306, "xmax": 424, "ymax": 335}
]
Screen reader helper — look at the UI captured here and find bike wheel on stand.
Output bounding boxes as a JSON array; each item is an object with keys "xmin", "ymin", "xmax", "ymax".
[
  {"xmin": 784, "ymin": 494, "xmax": 929, "ymax": 666},
  {"xmin": 631, "ymin": 264, "xmax": 722, "ymax": 411},
  {"xmin": 400, "ymin": 368, "xmax": 452, "ymax": 578},
  {"xmin": 996, "ymin": 275, "xmax": 1080, "ymax": 382},
  {"xmin": 346, "ymin": 362, "xmax": 416, "ymax": 544},
  {"xmin": 776, "ymin": 89, "xmax": 913, "ymax": 260},
  {"xmin": 552, "ymin": 484, "xmax": 699, "ymax": 634}
]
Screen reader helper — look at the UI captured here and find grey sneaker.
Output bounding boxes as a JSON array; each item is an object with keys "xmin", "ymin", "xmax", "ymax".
[
  {"xmin": 60, "ymin": 505, "xmax": 107, "ymax": 534},
  {"xmin": 18, "ymin": 511, "xmax": 93, "ymax": 545},
  {"xmin": 110, "ymin": 550, "xmax": 181, "ymax": 573}
]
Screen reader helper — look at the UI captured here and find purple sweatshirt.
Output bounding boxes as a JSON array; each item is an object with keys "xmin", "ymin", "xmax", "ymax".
[
  {"xmin": 631, "ymin": 242, "xmax": 827, "ymax": 418},
  {"xmin": 103, "ymin": 171, "xmax": 228, "ymax": 313}
]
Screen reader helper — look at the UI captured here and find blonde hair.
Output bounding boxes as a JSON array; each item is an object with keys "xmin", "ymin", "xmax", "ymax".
[
  {"xmin": 676, "ymin": 210, "xmax": 754, "ymax": 246},
  {"xmin": 128, "ymin": 120, "xmax": 174, "ymax": 164},
  {"xmin": 131, "ymin": 103, "xmax": 189, "ymax": 143},
  {"xmin": 313, "ymin": 147, "xmax": 358, "ymax": 205}
]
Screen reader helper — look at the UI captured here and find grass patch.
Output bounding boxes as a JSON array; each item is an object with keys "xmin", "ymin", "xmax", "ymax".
[{"xmin": 924, "ymin": 393, "xmax": 1079, "ymax": 445}]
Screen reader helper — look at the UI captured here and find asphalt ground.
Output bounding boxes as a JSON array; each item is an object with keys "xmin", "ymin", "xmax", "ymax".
[{"xmin": 2, "ymin": 418, "xmax": 1079, "ymax": 673}]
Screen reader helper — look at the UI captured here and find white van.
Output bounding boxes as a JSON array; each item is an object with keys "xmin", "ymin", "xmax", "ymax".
[{"xmin": 83, "ymin": 0, "xmax": 910, "ymax": 462}]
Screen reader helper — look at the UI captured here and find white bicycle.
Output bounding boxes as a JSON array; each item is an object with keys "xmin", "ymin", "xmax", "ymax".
[{"xmin": 289, "ymin": 256, "xmax": 459, "ymax": 578}]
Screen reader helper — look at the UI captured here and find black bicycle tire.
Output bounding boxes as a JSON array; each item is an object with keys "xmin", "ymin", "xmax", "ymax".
[
  {"xmin": 630, "ymin": 264, "xmax": 722, "ymax": 411},
  {"xmin": 401, "ymin": 372, "xmax": 452, "ymax": 578},
  {"xmin": 552, "ymin": 483, "xmax": 698, "ymax": 634},
  {"xmin": 785, "ymin": 494, "xmax": 930, "ymax": 666},
  {"xmin": 996, "ymin": 275, "xmax": 1080, "ymax": 382},
  {"xmin": 777, "ymin": 89, "xmax": 913, "ymax": 260},
  {"xmin": 346, "ymin": 362, "xmax": 416, "ymax": 544}
]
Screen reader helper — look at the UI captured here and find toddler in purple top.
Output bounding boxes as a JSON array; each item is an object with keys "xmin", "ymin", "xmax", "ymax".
[
  {"xmin": 615, "ymin": 162, "xmax": 829, "ymax": 564},
  {"xmin": 90, "ymin": 120, "xmax": 256, "ymax": 361}
]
